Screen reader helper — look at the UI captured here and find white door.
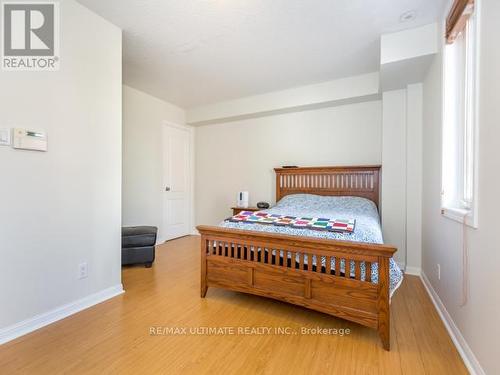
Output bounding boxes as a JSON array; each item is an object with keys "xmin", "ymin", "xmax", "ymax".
[{"xmin": 162, "ymin": 123, "xmax": 192, "ymax": 241}]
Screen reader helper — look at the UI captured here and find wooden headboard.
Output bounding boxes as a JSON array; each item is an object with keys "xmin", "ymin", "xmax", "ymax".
[{"xmin": 274, "ymin": 165, "xmax": 381, "ymax": 208}]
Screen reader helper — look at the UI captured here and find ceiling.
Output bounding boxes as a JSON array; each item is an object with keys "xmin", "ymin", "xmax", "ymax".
[{"xmin": 76, "ymin": 0, "xmax": 445, "ymax": 109}]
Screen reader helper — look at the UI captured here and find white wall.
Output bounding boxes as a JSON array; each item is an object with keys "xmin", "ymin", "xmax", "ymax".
[
  {"xmin": 381, "ymin": 89, "xmax": 407, "ymax": 265},
  {"xmin": 195, "ymin": 101, "xmax": 382, "ymax": 225},
  {"xmin": 381, "ymin": 85, "xmax": 423, "ymax": 269},
  {"xmin": 381, "ymin": 23, "xmax": 438, "ymax": 64},
  {"xmin": 122, "ymin": 85, "xmax": 186, "ymax": 234},
  {"xmin": 422, "ymin": 0, "xmax": 500, "ymax": 373},
  {"xmin": 406, "ymin": 84, "xmax": 423, "ymax": 271},
  {"xmin": 0, "ymin": 0, "xmax": 122, "ymax": 332},
  {"xmin": 380, "ymin": 23, "xmax": 438, "ymax": 92}
]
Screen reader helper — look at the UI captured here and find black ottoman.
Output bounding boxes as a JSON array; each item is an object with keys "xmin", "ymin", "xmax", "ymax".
[{"xmin": 122, "ymin": 226, "xmax": 158, "ymax": 267}]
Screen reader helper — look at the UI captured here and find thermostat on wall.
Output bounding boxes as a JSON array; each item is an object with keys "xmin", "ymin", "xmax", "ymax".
[{"xmin": 13, "ymin": 128, "xmax": 48, "ymax": 151}]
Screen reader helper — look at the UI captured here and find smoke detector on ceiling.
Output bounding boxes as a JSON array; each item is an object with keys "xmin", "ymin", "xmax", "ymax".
[{"xmin": 399, "ymin": 10, "xmax": 417, "ymax": 23}]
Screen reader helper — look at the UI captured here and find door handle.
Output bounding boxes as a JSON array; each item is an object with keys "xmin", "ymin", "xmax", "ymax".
[{"xmin": 165, "ymin": 186, "xmax": 171, "ymax": 191}]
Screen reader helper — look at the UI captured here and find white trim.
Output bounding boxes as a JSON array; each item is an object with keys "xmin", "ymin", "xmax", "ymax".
[
  {"xmin": 0, "ymin": 284, "xmax": 124, "ymax": 346},
  {"xmin": 441, "ymin": 206, "xmax": 478, "ymax": 228},
  {"xmin": 162, "ymin": 120, "xmax": 193, "ymax": 132},
  {"xmin": 471, "ymin": 0, "xmax": 481, "ymax": 231},
  {"xmin": 396, "ymin": 262, "xmax": 421, "ymax": 276},
  {"xmin": 420, "ymin": 272, "xmax": 485, "ymax": 375},
  {"xmin": 404, "ymin": 266, "xmax": 421, "ymax": 276}
]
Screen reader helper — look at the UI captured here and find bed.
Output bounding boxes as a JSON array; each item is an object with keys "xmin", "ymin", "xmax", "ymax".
[{"xmin": 197, "ymin": 166, "xmax": 401, "ymax": 350}]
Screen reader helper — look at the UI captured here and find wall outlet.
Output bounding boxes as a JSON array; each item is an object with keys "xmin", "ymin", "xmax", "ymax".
[
  {"xmin": 437, "ymin": 264, "xmax": 441, "ymax": 280},
  {"xmin": 78, "ymin": 262, "xmax": 88, "ymax": 279}
]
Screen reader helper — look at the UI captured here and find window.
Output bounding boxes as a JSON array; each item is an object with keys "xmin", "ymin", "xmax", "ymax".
[{"xmin": 442, "ymin": 0, "xmax": 478, "ymax": 227}]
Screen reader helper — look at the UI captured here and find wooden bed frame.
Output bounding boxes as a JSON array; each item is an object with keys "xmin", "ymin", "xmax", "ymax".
[{"xmin": 197, "ymin": 166, "xmax": 397, "ymax": 350}]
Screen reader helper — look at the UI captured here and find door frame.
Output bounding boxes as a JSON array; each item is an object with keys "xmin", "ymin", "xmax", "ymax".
[{"xmin": 159, "ymin": 121, "xmax": 195, "ymax": 243}]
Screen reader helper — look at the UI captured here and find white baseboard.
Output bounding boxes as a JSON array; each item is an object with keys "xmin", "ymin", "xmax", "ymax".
[
  {"xmin": 0, "ymin": 284, "xmax": 124, "ymax": 346},
  {"xmin": 420, "ymin": 272, "xmax": 485, "ymax": 375},
  {"xmin": 396, "ymin": 262, "xmax": 421, "ymax": 276},
  {"xmin": 157, "ymin": 229, "xmax": 200, "ymax": 244},
  {"xmin": 404, "ymin": 266, "xmax": 421, "ymax": 276}
]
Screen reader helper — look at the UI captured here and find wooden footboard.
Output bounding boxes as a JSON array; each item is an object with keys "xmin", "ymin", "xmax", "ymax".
[{"xmin": 197, "ymin": 225, "xmax": 397, "ymax": 350}]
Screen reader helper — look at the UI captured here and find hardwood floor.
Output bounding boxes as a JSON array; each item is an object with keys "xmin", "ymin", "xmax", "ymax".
[{"xmin": 0, "ymin": 236, "xmax": 467, "ymax": 374}]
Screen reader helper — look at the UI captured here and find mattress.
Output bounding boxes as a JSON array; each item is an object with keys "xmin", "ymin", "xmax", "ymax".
[{"xmin": 220, "ymin": 194, "xmax": 403, "ymax": 297}]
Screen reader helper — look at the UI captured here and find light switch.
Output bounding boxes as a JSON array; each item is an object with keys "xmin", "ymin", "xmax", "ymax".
[{"xmin": 0, "ymin": 128, "xmax": 11, "ymax": 146}]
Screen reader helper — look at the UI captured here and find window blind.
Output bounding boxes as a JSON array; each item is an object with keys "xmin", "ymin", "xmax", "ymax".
[{"xmin": 446, "ymin": 0, "xmax": 474, "ymax": 44}]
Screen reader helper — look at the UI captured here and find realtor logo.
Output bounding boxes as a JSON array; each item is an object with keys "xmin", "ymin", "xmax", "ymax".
[{"xmin": 2, "ymin": 1, "xmax": 59, "ymax": 70}]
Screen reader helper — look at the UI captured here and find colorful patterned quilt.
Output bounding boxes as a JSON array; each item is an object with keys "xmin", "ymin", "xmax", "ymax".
[{"xmin": 229, "ymin": 210, "xmax": 355, "ymax": 233}]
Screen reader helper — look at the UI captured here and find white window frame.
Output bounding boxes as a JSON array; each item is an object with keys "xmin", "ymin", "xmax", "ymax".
[{"xmin": 441, "ymin": 1, "xmax": 480, "ymax": 228}]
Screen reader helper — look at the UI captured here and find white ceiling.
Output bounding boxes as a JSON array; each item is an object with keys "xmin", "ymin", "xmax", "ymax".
[{"xmin": 76, "ymin": 0, "xmax": 445, "ymax": 109}]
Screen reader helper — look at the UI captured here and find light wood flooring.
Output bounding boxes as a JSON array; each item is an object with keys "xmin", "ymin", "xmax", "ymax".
[{"xmin": 0, "ymin": 236, "xmax": 467, "ymax": 374}]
